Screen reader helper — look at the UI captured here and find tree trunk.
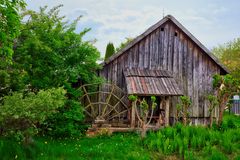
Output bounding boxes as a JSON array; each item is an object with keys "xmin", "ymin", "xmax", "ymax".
[
  {"xmin": 218, "ymin": 95, "xmax": 228, "ymax": 126},
  {"xmin": 209, "ymin": 111, "xmax": 213, "ymax": 128},
  {"xmin": 218, "ymin": 103, "xmax": 224, "ymax": 126},
  {"xmin": 141, "ymin": 124, "xmax": 147, "ymax": 138}
]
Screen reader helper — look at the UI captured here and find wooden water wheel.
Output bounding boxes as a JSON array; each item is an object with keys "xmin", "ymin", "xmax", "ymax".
[{"xmin": 79, "ymin": 83, "xmax": 129, "ymax": 125}]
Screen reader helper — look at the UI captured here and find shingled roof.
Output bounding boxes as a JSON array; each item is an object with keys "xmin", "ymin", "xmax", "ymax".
[
  {"xmin": 103, "ymin": 15, "xmax": 229, "ymax": 73},
  {"xmin": 124, "ymin": 68, "xmax": 183, "ymax": 96}
]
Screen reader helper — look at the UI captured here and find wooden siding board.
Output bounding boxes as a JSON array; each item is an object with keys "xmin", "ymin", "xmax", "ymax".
[
  {"xmin": 187, "ymin": 42, "xmax": 193, "ymax": 116},
  {"xmin": 168, "ymin": 23, "xmax": 174, "ymax": 72},
  {"xmin": 182, "ymin": 37, "xmax": 188, "ymax": 95},
  {"xmin": 163, "ymin": 23, "xmax": 169, "ymax": 70},
  {"xmin": 173, "ymin": 30, "xmax": 179, "ymax": 75},
  {"xmin": 159, "ymin": 27, "xmax": 164, "ymax": 69},
  {"xmin": 198, "ymin": 51, "xmax": 204, "ymax": 117},
  {"xmin": 154, "ymin": 30, "xmax": 159, "ymax": 69},
  {"xmin": 193, "ymin": 47, "xmax": 199, "ymax": 117}
]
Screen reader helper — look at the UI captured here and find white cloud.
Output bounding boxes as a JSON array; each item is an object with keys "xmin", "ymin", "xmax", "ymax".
[{"xmin": 25, "ymin": 0, "xmax": 240, "ymax": 57}]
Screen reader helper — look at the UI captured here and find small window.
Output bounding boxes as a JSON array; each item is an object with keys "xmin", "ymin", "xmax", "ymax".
[
  {"xmin": 174, "ymin": 31, "xmax": 178, "ymax": 37},
  {"xmin": 160, "ymin": 27, "xmax": 164, "ymax": 31}
]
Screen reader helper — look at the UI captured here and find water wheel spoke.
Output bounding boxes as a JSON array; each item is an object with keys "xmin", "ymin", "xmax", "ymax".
[
  {"xmin": 82, "ymin": 86, "xmax": 96, "ymax": 117},
  {"xmin": 84, "ymin": 109, "xmax": 94, "ymax": 118},
  {"xmin": 101, "ymin": 85, "xmax": 115, "ymax": 116},
  {"xmin": 102, "ymin": 95, "xmax": 126, "ymax": 117},
  {"xmin": 107, "ymin": 110, "xmax": 128, "ymax": 121}
]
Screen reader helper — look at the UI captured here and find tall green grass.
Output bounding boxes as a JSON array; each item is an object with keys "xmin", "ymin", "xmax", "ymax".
[{"xmin": 144, "ymin": 114, "xmax": 240, "ymax": 159}]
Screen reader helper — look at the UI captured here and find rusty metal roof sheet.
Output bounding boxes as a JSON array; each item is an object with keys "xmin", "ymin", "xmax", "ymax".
[{"xmin": 124, "ymin": 68, "xmax": 183, "ymax": 96}]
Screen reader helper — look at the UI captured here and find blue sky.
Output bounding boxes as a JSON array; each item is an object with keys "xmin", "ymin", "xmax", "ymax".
[{"xmin": 25, "ymin": 0, "xmax": 240, "ymax": 57}]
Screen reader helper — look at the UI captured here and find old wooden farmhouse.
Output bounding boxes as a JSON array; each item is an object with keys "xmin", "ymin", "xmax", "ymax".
[{"xmin": 81, "ymin": 15, "xmax": 228, "ymax": 130}]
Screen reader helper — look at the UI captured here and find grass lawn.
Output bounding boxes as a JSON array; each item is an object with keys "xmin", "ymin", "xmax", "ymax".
[
  {"xmin": 0, "ymin": 133, "xmax": 152, "ymax": 160},
  {"xmin": 0, "ymin": 114, "xmax": 240, "ymax": 160}
]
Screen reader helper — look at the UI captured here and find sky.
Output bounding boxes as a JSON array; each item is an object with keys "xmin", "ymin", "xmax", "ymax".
[{"xmin": 25, "ymin": 0, "xmax": 240, "ymax": 57}]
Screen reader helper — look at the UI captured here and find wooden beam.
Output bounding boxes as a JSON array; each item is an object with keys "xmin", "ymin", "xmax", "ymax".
[
  {"xmin": 158, "ymin": 99, "xmax": 164, "ymax": 127},
  {"xmin": 130, "ymin": 101, "xmax": 136, "ymax": 128},
  {"xmin": 165, "ymin": 97, "xmax": 170, "ymax": 126}
]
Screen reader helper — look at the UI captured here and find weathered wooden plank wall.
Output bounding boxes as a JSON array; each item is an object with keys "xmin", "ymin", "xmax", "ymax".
[{"xmin": 99, "ymin": 21, "xmax": 223, "ymax": 122}]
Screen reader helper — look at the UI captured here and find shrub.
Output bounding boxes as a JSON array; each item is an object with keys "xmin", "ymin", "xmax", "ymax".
[
  {"xmin": 41, "ymin": 99, "xmax": 86, "ymax": 137},
  {"xmin": 41, "ymin": 83, "xmax": 87, "ymax": 137},
  {"xmin": 0, "ymin": 88, "xmax": 66, "ymax": 142}
]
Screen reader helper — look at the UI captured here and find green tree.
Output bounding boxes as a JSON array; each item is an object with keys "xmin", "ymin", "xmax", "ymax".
[
  {"xmin": 12, "ymin": 5, "xmax": 101, "ymax": 136},
  {"xmin": 14, "ymin": 5, "xmax": 101, "ymax": 90},
  {"xmin": 129, "ymin": 95, "xmax": 157, "ymax": 138},
  {"xmin": 0, "ymin": 0, "xmax": 26, "ymax": 101},
  {"xmin": 213, "ymin": 74, "xmax": 240, "ymax": 125},
  {"xmin": 176, "ymin": 96, "xmax": 192, "ymax": 126},
  {"xmin": 104, "ymin": 42, "xmax": 115, "ymax": 61},
  {"xmin": 207, "ymin": 94, "xmax": 218, "ymax": 128},
  {"xmin": 0, "ymin": 0, "xmax": 25, "ymax": 59},
  {"xmin": 212, "ymin": 38, "xmax": 240, "ymax": 80},
  {"xmin": 115, "ymin": 37, "xmax": 133, "ymax": 52}
]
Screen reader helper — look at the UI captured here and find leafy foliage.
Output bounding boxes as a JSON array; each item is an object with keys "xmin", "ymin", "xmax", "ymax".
[
  {"xmin": 0, "ymin": 0, "xmax": 26, "ymax": 59},
  {"xmin": 212, "ymin": 74, "xmax": 240, "ymax": 125},
  {"xmin": 115, "ymin": 37, "xmax": 133, "ymax": 52},
  {"xmin": 212, "ymin": 38, "xmax": 240, "ymax": 80},
  {"xmin": 0, "ymin": 88, "xmax": 66, "ymax": 142},
  {"xmin": 176, "ymin": 96, "xmax": 192, "ymax": 125},
  {"xmin": 207, "ymin": 94, "xmax": 219, "ymax": 127},
  {"xmin": 104, "ymin": 42, "xmax": 115, "ymax": 61},
  {"xmin": 128, "ymin": 95, "xmax": 137, "ymax": 101},
  {"xmin": 129, "ymin": 95, "xmax": 157, "ymax": 138},
  {"xmin": 14, "ymin": 5, "xmax": 101, "ymax": 90},
  {"xmin": 10, "ymin": 5, "xmax": 102, "ymax": 137}
]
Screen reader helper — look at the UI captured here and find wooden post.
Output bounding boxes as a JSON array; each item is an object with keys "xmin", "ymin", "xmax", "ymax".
[
  {"xmin": 158, "ymin": 98, "xmax": 164, "ymax": 127},
  {"xmin": 165, "ymin": 97, "xmax": 170, "ymax": 126},
  {"xmin": 131, "ymin": 101, "xmax": 136, "ymax": 128}
]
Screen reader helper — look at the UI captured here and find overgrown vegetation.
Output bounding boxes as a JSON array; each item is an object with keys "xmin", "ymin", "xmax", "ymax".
[
  {"xmin": 176, "ymin": 96, "xmax": 192, "ymax": 126},
  {"xmin": 0, "ymin": 0, "xmax": 26, "ymax": 59},
  {"xmin": 0, "ymin": 5, "xmax": 101, "ymax": 139},
  {"xmin": 213, "ymin": 74, "xmax": 240, "ymax": 125},
  {"xmin": 129, "ymin": 95, "xmax": 157, "ymax": 138},
  {"xmin": 144, "ymin": 114, "xmax": 240, "ymax": 159},
  {"xmin": 0, "ymin": 114, "xmax": 239, "ymax": 160},
  {"xmin": 0, "ymin": 88, "xmax": 66, "ymax": 143}
]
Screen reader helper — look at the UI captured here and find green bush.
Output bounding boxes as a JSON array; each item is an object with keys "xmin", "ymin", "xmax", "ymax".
[
  {"xmin": 41, "ymin": 84, "xmax": 86, "ymax": 137},
  {"xmin": 41, "ymin": 100, "xmax": 87, "ymax": 137},
  {"xmin": 0, "ymin": 88, "xmax": 66, "ymax": 142}
]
